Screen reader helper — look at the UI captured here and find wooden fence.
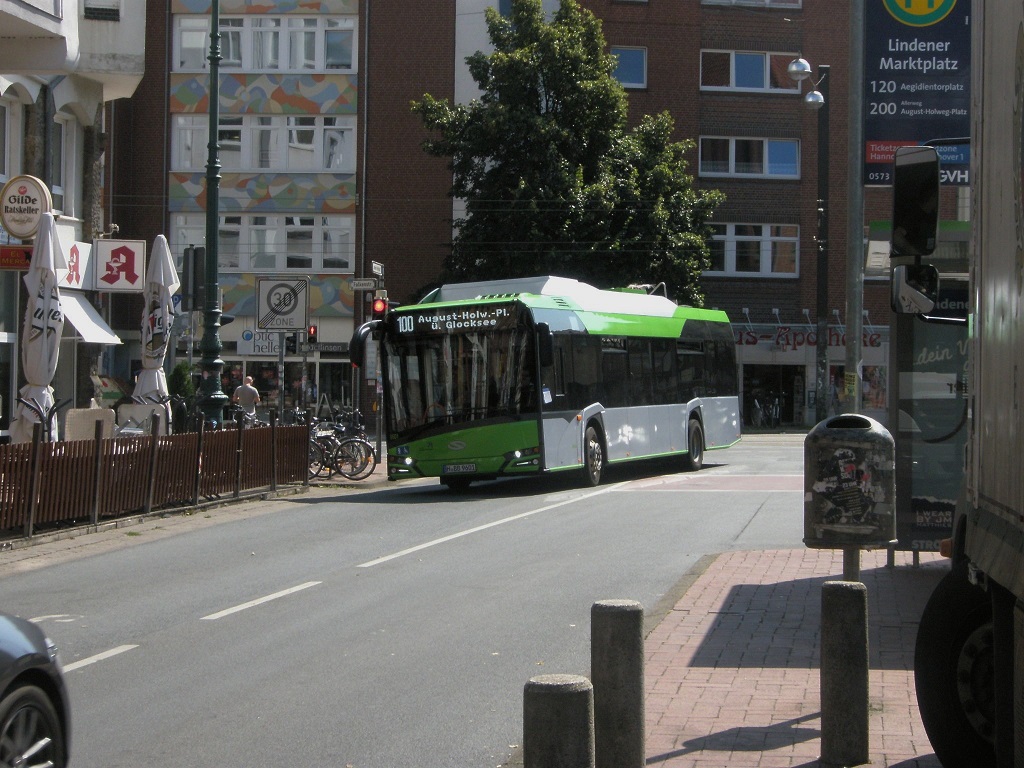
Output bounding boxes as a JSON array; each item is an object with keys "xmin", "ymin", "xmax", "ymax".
[{"xmin": 0, "ymin": 421, "xmax": 309, "ymax": 539}]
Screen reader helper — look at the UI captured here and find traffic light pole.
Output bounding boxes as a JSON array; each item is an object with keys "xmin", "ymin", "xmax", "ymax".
[
  {"xmin": 372, "ymin": 266, "xmax": 385, "ymax": 464},
  {"xmin": 278, "ymin": 331, "xmax": 285, "ymax": 415}
]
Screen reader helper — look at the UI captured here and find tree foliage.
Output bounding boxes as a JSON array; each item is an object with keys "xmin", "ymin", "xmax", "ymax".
[{"xmin": 412, "ymin": 0, "xmax": 724, "ymax": 305}]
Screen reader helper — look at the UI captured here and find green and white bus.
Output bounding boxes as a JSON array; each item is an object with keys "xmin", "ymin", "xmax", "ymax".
[{"xmin": 353, "ymin": 276, "xmax": 740, "ymax": 490}]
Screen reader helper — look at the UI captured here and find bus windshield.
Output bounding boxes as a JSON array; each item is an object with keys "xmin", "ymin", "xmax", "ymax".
[{"xmin": 383, "ymin": 327, "xmax": 537, "ymax": 435}]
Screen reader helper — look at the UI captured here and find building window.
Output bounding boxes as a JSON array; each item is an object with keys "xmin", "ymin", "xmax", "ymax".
[
  {"xmin": 173, "ymin": 115, "xmax": 356, "ymax": 173},
  {"xmin": 174, "ymin": 16, "xmax": 357, "ymax": 73},
  {"xmin": 325, "ymin": 18, "xmax": 354, "ymax": 70},
  {"xmin": 706, "ymin": 223, "xmax": 799, "ymax": 277},
  {"xmin": 178, "ymin": 17, "xmax": 210, "ymax": 70},
  {"xmin": 611, "ymin": 46, "xmax": 647, "ymax": 89},
  {"xmin": 84, "ymin": 0, "xmax": 120, "ymax": 20},
  {"xmin": 173, "ymin": 214, "xmax": 355, "ymax": 273},
  {"xmin": 701, "ymin": 50, "xmax": 799, "ymax": 92},
  {"xmin": 699, "ymin": 136, "xmax": 800, "ymax": 178},
  {"xmin": 50, "ymin": 116, "xmax": 74, "ymax": 214}
]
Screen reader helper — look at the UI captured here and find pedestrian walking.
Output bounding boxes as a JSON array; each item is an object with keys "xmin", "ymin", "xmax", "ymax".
[{"xmin": 233, "ymin": 375, "xmax": 261, "ymax": 416}]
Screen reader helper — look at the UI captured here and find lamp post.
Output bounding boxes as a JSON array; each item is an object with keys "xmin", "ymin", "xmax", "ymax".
[
  {"xmin": 789, "ymin": 58, "xmax": 830, "ymax": 423},
  {"xmin": 198, "ymin": 0, "xmax": 228, "ymax": 425}
]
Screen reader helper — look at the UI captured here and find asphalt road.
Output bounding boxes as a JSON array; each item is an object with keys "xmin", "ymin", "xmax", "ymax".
[{"xmin": 0, "ymin": 433, "xmax": 805, "ymax": 767}]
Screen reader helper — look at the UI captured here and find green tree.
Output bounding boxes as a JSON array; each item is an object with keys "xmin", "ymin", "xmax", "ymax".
[
  {"xmin": 412, "ymin": 0, "xmax": 724, "ymax": 305},
  {"xmin": 167, "ymin": 361, "xmax": 196, "ymax": 404}
]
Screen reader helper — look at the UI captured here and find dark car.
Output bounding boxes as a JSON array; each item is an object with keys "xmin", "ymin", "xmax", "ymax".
[{"xmin": 0, "ymin": 613, "xmax": 70, "ymax": 768}]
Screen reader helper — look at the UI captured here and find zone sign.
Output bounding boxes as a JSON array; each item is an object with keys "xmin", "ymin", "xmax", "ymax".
[{"xmin": 256, "ymin": 277, "xmax": 309, "ymax": 330}]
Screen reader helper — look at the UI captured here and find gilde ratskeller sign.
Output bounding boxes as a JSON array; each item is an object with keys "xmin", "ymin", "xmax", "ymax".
[{"xmin": 0, "ymin": 175, "xmax": 52, "ymax": 239}]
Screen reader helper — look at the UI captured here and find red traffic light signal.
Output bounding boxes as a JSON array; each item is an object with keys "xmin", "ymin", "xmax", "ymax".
[
  {"xmin": 371, "ymin": 292, "xmax": 388, "ymax": 320},
  {"xmin": 307, "ymin": 324, "xmax": 318, "ymax": 343}
]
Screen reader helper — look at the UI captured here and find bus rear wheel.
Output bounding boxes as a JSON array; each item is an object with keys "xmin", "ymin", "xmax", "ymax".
[
  {"xmin": 583, "ymin": 424, "xmax": 604, "ymax": 487},
  {"xmin": 683, "ymin": 419, "xmax": 704, "ymax": 471}
]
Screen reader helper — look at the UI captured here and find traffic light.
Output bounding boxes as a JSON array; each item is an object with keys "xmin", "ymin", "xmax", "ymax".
[
  {"xmin": 180, "ymin": 245, "xmax": 206, "ymax": 311},
  {"xmin": 371, "ymin": 290, "xmax": 388, "ymax": 321},
  {"xmin": 285, "ymin": 332, "xmax": 297, "ymax": 354},
  {"xmin": 307, "ymin": 324, "xmax": 318, "ymax": 343}
]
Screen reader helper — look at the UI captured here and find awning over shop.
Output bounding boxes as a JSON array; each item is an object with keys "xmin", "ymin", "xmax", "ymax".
[{"xmin": 61, "ymin": 291, "xmax": 122, "ymax": 345}]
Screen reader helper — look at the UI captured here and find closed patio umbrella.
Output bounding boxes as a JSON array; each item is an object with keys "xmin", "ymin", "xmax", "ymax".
[
  {"xmin": 132, "ymin": 235, "xmax": 180, "ymax": 429},
  {"xmin": 10, "ymin": 212, "xmax": 66, "ymax": 443}
]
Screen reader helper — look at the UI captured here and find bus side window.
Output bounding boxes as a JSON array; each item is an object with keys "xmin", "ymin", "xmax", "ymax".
[
  {"xmin": 601, "ymin": 346, "xmax": 628, "ymax": 407},
  {"xmin": 652, "ymin": 339, "xmax": 676, "ymax": 405},
  {"xmin": 627, "ymin": 339, "xmax": 654, "ymax": 405},
  {"xmin": 705, "ymin": 321, "xmax": 739, "ymax": 396},
  {"xmin": 677, "ymin": 340, "xmax": 703, "ymax": 400},
  {"xmin": 570, "ymin": 335, "xmax": 601, "ymax": 408}
]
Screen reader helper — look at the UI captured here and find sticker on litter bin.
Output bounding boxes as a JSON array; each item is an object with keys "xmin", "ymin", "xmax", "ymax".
[{"xmin": 804, "ymin": 416, "xmax": 896, "ymax": 548}]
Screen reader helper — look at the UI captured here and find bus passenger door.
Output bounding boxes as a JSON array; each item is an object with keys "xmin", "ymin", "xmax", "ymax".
[{"xmin": 541, "ymin": 335, "xmax": 587, "ymax": 470}]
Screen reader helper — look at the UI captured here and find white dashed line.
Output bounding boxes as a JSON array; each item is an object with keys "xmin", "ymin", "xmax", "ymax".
[
  {"xmin": 357, "ymin": 484, "xmax": 623, "ymax": 568},
  {"xmin": 200, "ymin": 581, "xmax": 323, "ymax": 621},
  {"xmin": 64, "ymin": 644, "xmax": 139, "ymax": 672}
]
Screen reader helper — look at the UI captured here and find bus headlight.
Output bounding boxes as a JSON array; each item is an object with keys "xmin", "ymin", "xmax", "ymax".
[{"xmin": 504, "ymin": 446, "xmax": 540, "ymax": 467}]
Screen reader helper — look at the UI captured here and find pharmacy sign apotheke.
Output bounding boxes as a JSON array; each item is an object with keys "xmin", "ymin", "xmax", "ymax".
[{"xmin": 0, "ymin": 175, "xmax": 52, "ymax": 239}]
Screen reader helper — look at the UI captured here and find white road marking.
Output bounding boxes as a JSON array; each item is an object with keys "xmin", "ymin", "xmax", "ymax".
[
  {"xmin": 357, "ymin": 483, "xmax": 623, "ymax": 568},
  {"xmin": 200, "ymin": 581, "xmax": 322, "ymax": 621},
  {"xmin": 64, "ymin": 645, "xmax": 138, "ymax": 672}
]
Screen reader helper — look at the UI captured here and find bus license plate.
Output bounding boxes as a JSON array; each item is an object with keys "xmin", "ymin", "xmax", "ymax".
[{"xmin": 443, "ymin": 463, "xmax": 476, "ymax": 474}]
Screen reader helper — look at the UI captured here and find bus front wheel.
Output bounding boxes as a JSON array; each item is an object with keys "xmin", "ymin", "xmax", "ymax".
[{"xmin": 583, "ymin": 425, "xmax": 604, "ymax": 487}]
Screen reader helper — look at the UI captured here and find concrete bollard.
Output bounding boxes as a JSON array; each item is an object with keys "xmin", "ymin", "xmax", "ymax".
[
  {"xmin": 591, "ymin": 599, "xmax": 645, "ymax": 768},
  {"xmin": 523, "ymin": 674, "xmax": 595, "ymax": 768},
  {"xmin": 820, "ymin": 580, "xmax": 869, "ymax": 767}
]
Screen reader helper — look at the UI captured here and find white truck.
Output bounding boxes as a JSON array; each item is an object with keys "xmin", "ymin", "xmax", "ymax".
[{"xmin": 894, "ymin": 2, "xmax": 1024, "ymax": 766}]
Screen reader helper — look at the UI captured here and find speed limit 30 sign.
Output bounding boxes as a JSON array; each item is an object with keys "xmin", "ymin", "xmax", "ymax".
[{"xmin": 256, "ymin": 277, "xmax": 309, "ymax": 330}]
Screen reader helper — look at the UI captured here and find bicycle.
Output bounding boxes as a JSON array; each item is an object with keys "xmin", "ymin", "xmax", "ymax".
[
  {"xmin": 306, "ymin": 416, "xmax": 340, "ymax": 479},
  {"xmin": 331, "ymin": 436, "xmax": 376, "ymax": 480},
  {"xmin": 225, "ymin": 404, "xmax": 268, "ymax": 429},
  {"xmin": 308, "ymin": 438, "xmax": 332, "ymax": 479}
]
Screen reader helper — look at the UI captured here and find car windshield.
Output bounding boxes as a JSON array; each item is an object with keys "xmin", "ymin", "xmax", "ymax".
[{"xmin": 383, "ymin": 327, "xmax": 536, "ymax": 436}]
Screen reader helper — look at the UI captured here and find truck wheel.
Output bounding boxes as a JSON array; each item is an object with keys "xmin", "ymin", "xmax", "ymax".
[{"xmin": 914, "ymin": 564, "xmax": 995, "ymax": 768}]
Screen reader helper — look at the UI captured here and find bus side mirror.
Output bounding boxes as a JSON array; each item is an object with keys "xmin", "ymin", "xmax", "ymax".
[
  {"xmin": 891, "ymin": 145, "xmax": 940, "ymax": 257},
  {"xmin": 891, "ymin": 264, "xmax": 939, "ymax": 314},
  {"xmin": 536, "ymin": 323, "xmax": 554, "ymax": 367},
  {"xmin": 349, "ymin": 320, "xmax": 379, "ymax": 368}
]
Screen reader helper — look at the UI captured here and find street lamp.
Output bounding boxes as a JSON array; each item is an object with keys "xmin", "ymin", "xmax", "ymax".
[
  {"xmin": 789, "ymin": 58, "xmax": 830, "ymax": 423},
  {"xmin": 197, "ymin": 0, "xmax": 228, "ymax": 425}
]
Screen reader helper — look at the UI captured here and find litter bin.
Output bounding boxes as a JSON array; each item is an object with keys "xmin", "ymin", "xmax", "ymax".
[{"xmin": 804, "ymin": 415, "xmax": 896, "ymax": 548}]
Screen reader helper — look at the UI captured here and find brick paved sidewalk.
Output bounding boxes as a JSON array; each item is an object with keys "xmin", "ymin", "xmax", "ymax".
[{"xmin": 645, "ymin": 549, "xmax": 948, "ymax": 768}]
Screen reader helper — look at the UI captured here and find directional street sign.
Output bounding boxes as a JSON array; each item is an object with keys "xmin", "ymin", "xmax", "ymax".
[
  {"xmin": 301, "ymin": 342, "xmax": 349, "ymax": 353},
  {"xmin": 256, "ymin": 277, "xmax": 309, "ymax": 330},
  {"xmin": 351, "ymin": 278, "xmax": 377, "ymax": 290}
]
